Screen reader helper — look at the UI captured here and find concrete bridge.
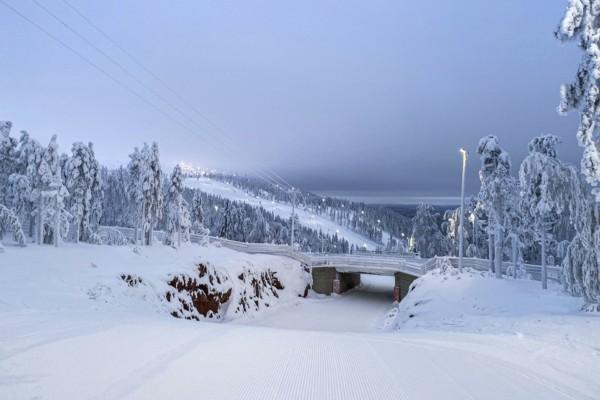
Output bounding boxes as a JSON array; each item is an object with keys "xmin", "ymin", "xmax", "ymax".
[
  {"xmin": 308, "ymin": 254, "xmax": 433, "ymax": 301},
  {"xmin": 100, "ymin": 226, "xmax": 561, "ymax": 302}
]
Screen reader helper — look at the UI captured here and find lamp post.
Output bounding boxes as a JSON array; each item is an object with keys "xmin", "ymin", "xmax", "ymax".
[{"xmin": 459, "ymin": 148, "xmax": 468, "ymax": 272}]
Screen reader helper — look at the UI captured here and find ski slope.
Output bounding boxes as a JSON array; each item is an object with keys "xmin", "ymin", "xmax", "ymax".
[
  {"xmin": 185, "ymin": 177, "xmax": 380, "ymax": 250},
  {"xmin": 2, "ymin": 244, "xmax": 599, "ymax": 399}
]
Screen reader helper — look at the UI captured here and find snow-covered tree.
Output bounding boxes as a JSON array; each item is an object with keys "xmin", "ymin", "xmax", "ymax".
[
  {"xmin": 218, "ymin": 200, "xmax": 232, "ymax": 239},
  {"xmin": 127, "ymin": 147, "xmax": 144, "ymax": 244},
  {"xmin": 38, "ymin": 136, "xmax": 70, "ymax": 246},
  {"xmin": 477, "ymin": 135, "xmax": 519, "ymax": 278},
  {"xmin": 42, "ymin": 164, "xmax": 70, "ymax": 246},
  {"xmin": 141, "ymin": 143, "xmax": 163, "ymax": 245},
  {"xmin": 411, "ymin": 203, "xmax": 450, "ymax": 258},
  {"xmin": 0, "ymin": 121, "xmax": 17, "ymax": 205},
  {"xmin": 100, "ymin": 166, "xmax": 131, "ymax": 227},
  {"xmin": 190, "ymin": 190, "xmax": 204, "ymax": 227},
  {"xmin": 126, "ymin": 143, "xmax": 163, "ymax": 246},
  {"xmin": 65, "ymin": 142, "xmax": 103, "ymax": 243},
  {"xmin": 8, "ymin": 131, "xmax": 44, "ymax": 239},
  {"xmin": 165, "ymin": 165, "xmax": 190, "ymax": 247},
  {"xmin": 0, "ymin": 203, "xmax": 26, "ymax": 247},
  {"xmin": 189, "ymin": 190, "xmax": 209, "ymax": 245},
  {"xmin": 519, "ymin": 135, "xmax": 581, "ymax": 288},
  {"xmin": 248, "ymin": 207, "xmax": 270, "ymax": 243},
  {"xmin": 563, "ymin": 209, "xmax": 600, "ymax": 310},
  {"xmin": 556, "ymin": 1, "xmax": 600, "ymax": 192}
]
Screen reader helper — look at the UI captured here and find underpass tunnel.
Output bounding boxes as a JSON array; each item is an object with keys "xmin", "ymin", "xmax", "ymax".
[{"xmin": 312, "ymin": 267, "xmax": 417, "ymax": 302}]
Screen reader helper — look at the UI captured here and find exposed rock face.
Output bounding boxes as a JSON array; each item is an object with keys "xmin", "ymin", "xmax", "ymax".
[
  {"xmin": 118, "ymin": 261, "xmax": 310, "ymax": 321},
  {"xmin": 162, "ymin": 262, "xmax": 304, "ymax": 321},
  {"xmin": 234, "ymin": 268, "xmax": 285, "ymax": 314},
  {"xmin": 166, "ymin": 264, "xmax": 232, "ymax": 321}
]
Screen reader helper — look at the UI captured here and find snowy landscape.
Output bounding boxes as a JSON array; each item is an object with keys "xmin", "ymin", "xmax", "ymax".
[{"xmin": 2, "ymin": 1, "xmax": 600, "ymax": 399}]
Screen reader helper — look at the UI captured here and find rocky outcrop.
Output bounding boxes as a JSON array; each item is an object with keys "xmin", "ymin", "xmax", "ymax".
[{"xmin": 165, "ymin": 264, "xmax": 232, "ymax": 321}]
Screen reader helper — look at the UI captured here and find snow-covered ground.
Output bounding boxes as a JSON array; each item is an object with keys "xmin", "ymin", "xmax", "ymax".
[
  {"xmin": 185, "ymin": 177, "xmax": 380, "ymax": 250},
  {"xmin": 1, "ymin": 244, "xmax": 599, "ymax": 399}
]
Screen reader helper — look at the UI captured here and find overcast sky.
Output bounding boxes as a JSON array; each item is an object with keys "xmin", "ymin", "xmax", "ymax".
[{"xmin": 0, "ymin": 0, "xmax": 582, "ymax": 196}]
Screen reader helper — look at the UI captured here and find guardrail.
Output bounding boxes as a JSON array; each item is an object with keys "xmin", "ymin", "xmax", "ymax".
[
  {"xmin": 98, "ymin": 226, "xmax": 312, "ymax": 264},
  {"xmin": 97, "ymin": 226, "xmax": 559, "ymax": 282},
  {"xmin": 445, "ymin": 257, "xmax": 561, "ymax": 282}
]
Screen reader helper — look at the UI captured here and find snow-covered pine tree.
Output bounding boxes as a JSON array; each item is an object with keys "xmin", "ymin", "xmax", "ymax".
[
  {"xmin": 189, "ymin": 190, "xmax": 209, "ymax": 245},
  {"xmin": 38, "ymin": 135, "xmax": 70, "ymax": 246},
  {"xmin": 248, "ymin": 207, "xmax": 270, "ymax": 243},
  {"xmin": 218, "ymin": 200, "xmax": 231, "ymax": 239},
  {"xmin": 8, "ymin": 131, "xmax": 43, "ymax": 239},
  {"xmin": 563, "ymin": 204, "xmax": 600, "ymax": 310},
  {"xmin": 477, "ymin": 135, "xmax": 519, "ymax": 278},
  {"xmin": 555, "ymin": 0, "xmax": 600, "ymax": 310},
  {"xmin": 65, "ymin": 142, "xmax": 103, "ymax": 243},
  {"xmin": 191, "ymin": 190, "xmax": 204, "ymax": 227},
  {"xmin": 127, "ymin": 147, "xmax": 144, "ymax": 245},
  {"xmin": 100, "ymin": 166, "xmax": 131, "ymax": 227},
  {"xmin": 139, "ymin": 143, "xmax": 162, "ymax": 245},
  {"xmin": 519, "ymin": 135, "xmax": 582, "ymax": 288},
  {"xmin": 411, "ymin": 203, "xmax": 450, "ymax": 258},
  {"xmin": 0, "ymin": 203, "xmax": 26, "ymax": 247},
  {"xmin": 44, "ymin": 163, "xmax": 70, "ymax": 246},
  {"xmin": 556, "ymin": 1, "xmax": 600, "ymax": 194},
  {"xmin": 165, "ymin": 164, "xmax": 190, "ymax": 247},
  {"xmin": 0, "ymin": 121, "xmax": 17, "ymax": 205}
]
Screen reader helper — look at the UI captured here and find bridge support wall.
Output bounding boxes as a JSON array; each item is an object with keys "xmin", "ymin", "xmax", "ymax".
[
  {"xmin": 312, "ymin": 268, "xmax": 361, "ymax": 295},
  {"xmin": 334, "ymin": 272, "xmax": 361, "ymax": 294},
  {"xmin": 312, "ymin": 267, "xmax": 336, "ymax": 295},
  {"xmin": 394, "ymin": 271, "xmax": 417, "ymax": 302}
]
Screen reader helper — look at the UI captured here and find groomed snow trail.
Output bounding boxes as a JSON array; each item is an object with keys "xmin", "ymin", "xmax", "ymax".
[
  {"xmin": 235, "ymin": 274, "xmax": 395, "ymax": 332},
  {"xmin": 2, "ymin": 317, "xmax": 589, "ymax": 400}
]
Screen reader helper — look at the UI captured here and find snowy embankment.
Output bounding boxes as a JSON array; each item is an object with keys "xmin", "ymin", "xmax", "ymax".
[
  {"xmin": 184, "ymin": 177, "xmax": 380, "ymax": 250},
  {"xmin": 0, "ymin": 243, "xmax": 309, "ymax": 322}
]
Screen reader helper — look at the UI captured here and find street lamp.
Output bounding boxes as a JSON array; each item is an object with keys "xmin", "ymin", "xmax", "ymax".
[{"xmin": 458, "ymin": 148, "xmax": 468, "ymax": 272}]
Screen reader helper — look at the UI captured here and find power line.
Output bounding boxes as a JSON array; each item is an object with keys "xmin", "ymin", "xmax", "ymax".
[
  {"xmin": 59, "ymin": 0, "xmax": 295, "ymax": 191},
  {"xmin": 29, "ymin": 0, "xmax": 288, "ymax": 191},
  {"xmin": 1, "ymin": 0, "xmax": 284, "ymax": 192}
]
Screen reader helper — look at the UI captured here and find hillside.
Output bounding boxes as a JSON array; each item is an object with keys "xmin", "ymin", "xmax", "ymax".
[{"xmin": 185, "ymin": 176, "xmax": 382, "ymax": 250}]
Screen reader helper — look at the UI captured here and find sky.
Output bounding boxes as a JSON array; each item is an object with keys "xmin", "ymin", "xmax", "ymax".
[{"xmin": 0, "ymin": 0, "xmax": 583, "ymax": 198}]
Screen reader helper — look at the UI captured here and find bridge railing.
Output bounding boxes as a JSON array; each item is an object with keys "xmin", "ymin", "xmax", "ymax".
[
  {"xmin": 443, "ymin": 257, "xmax": 562, "ymax": 283},
  {"xmin": 97, "ymin": 226, "xmax": 312, "ymax": 264},
  {"xmin": 98, "ymin": 226, "xmax": 559, "ymax": 282}
]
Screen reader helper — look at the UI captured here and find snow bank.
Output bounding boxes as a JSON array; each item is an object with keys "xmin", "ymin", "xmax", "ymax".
[
  {"xmin": 0, "ymin": 243, "xmax": 310, "ymax": 321},
  {"xmin": 386, "ymin": 263, "xmax": 598, "ymax": 338}
]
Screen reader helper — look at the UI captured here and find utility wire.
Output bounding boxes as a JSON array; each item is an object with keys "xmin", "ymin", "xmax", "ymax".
[
  {"xmin": 1, "ymin": 0, "xmax": 284, "ymax": 191},
  {"xmin": 60, "ymin": 0, "xmax": 295, "ymax": 191},
  {"xmin": 30, "ymin": 0, "xmax": 287, "ymax": 191}
]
